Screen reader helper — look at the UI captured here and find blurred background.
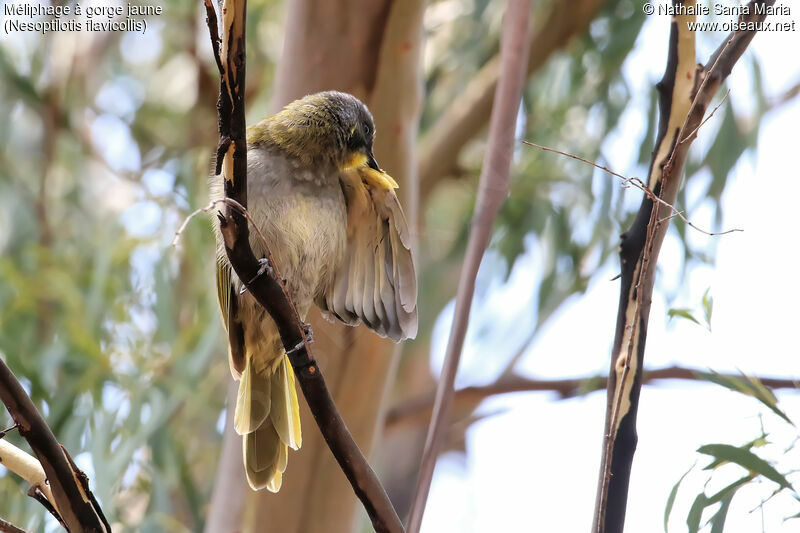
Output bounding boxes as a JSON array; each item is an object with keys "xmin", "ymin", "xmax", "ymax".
[{"xmin": 1, "ymin": 0, "xmax": 799, "ymax": 531}]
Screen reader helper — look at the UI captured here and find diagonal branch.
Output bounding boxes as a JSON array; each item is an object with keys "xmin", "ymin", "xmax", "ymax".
[
  {"xmin": 592, "ymin": 2, "xmax": 776, "ymax": 532},
  {"xmin": 0, "ymin": 360, "xmax": 108, "ymax": 532},
  {"xmin": 405, "ymin": 2, "xmax": 532, "ymax": 532},
  {"xmin": 203, "ymin": 2, "xmax": 403, "ymax": 532}
]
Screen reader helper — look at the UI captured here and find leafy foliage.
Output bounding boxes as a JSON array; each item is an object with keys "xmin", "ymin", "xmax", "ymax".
[{"xmin": 666, "ymin": 376, "xmax": 800, "ymax": 532}]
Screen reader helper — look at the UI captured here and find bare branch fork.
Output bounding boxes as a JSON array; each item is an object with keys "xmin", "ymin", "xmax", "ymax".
[
  {"xmin": 592, "ymin": 2, "xmax": 776, "ymax": 532},
  {"xmin": 0, "ymin": 360, "xmax": 109, "ymax": 532},
  {"xmin": 201, "ymin": 1, "xmax": 403, "ymax": 532},
  {"xmin": 406, "ymin": 2, "xmax": 532, "ymax": 532}
]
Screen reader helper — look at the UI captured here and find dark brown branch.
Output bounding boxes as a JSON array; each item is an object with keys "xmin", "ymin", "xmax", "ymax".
[
  {"xmin": 203, "ymin": 3, "xmax": 403, "ymax": 532},
  {"xmin": 405, "ymin": 2, "xmax": 532, "ymax": 532},
  {"xmin": 27, "ymin": 486, "xmax": 66, "ymax": 530},
  {"xmin": 0, "ymin": 361, "xmax": 108, "ymax": 532},
  {"xmin": 384, "ymin": 366, "xmax": 799, "ymax": 429},
  {"xmin": 592, "ymin": 2, "xmax": 775, "ymax": 532}
]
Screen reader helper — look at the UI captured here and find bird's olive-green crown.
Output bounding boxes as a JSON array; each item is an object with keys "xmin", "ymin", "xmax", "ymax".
[{"xmin": 247, "ymin": 91, "xmax": 379, "ymax": 171}]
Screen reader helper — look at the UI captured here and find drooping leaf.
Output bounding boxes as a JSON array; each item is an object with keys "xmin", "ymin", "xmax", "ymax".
[
  {"xmin": 709, "ymin": 490, "xmax": 735, "ymax": 533},
  {"xmin": 698, "ymin": 443, "xmax": 793, "ymax": 492},
  {"xmin": 686, "ymin": 492, "xmax": 708, "ymax": 533},
  {"xmin": 687, "ymin": 475, "xmax": 751, "ymax": 533},
  {"xmin": 667, "ymin": 308, "xmax": 701, "ymax": 326},
  {"xmin": 702, "ymin": 288, "xmax": 713, "ymax": 329},
  {"xmin": 694, "ymin": 370, "xmax": 794, "ymax": 425},
  {"xmin": 664, "ymin": 463, "xmax": 694, "ymax": 532}
]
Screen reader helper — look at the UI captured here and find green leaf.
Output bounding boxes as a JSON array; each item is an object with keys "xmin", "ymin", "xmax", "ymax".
[
  {"xmin": 687, "ymin": 476, "xmax": 751, "ymax": 533},
  {"xmin": 686, "ymin": 492, "xmax": 708, "ymax": 533},
  {"xmin": 694, "ymin": 370, "xmax": 794, "ymax": 426},
  {"xmin": 665, "ymin": 463, "xmax": 694, "ymax": 532},
  {"xmin": 702, "ymin": 288, "xmax": 713, "ymax": 329},
  {"xmin": 697, "ymin": 444, "xmax": 794, "ymax": 492},
  {"xmin": 704, "ymin": 433, "xmax": 769, "ymax": 470},
  {"xmin": 668, "ymin": 308, "xmax": 701, "ymax": 326},
  {"xmin": 709, "ymin": 479, "xmax": 743, "ymax": 533}
]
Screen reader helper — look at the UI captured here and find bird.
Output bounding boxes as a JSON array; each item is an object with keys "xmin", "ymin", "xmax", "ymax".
[{"xmin": 212, "ymin": 91, "xmax": 418, "ymax": 492}]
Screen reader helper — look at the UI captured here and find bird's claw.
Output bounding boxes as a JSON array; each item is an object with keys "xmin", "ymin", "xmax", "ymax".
[
  {"xmin": 301, "ymin": 322, "xmax": 313, "ymax": 344},
  {"xmin": 286, "ymin": 323, "xmax": 314, "ymax": 359},
  {"xmin": 239, "ymin": 258, "xmax": 273, "ymax": 294}
]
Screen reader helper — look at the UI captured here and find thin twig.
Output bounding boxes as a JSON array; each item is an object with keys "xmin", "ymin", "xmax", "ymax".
[
  {"xmin": 406, "ymin": 2, "xmax": 531, "ymax": 531},
  {"xmin": 0, "ymin": 518, "xmax": 27, "ymax": 533},
  {"xmin": 27, "ymin": 486, "xmax": 66, "ymax": 531},
  {"xmin": 171, "ymin": 198, "xmax": 271, "ymax": 254},
  {"xmin": 671, "ymin": 38, "xmax": 734, "ymax": 155},
  {"xmin": 679, "ymin": 89, "xmax": 731, "ymax": 145},
  {"xmin": 522, "ymin": 141, "xmax": 742, "ymax": 237}
]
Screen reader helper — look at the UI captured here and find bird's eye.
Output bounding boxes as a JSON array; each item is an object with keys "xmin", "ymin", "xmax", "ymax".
[{"xmin": 363, "ymin": 122, "xmax": 372, "ymax": 137}]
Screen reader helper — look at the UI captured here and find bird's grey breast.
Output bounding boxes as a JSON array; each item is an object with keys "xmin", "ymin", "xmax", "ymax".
[{"xmin": 246, "ymin": 146, "xmax": 347, "ymax": 315}]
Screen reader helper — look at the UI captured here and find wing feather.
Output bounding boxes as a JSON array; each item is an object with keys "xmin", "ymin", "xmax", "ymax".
[
  {"xmin": 216, "ymin": 261, "xmax": 246, "ymax": 376},
  {"xmin": 317, "ymin": 167, "xmax": 418, "ymax": 341}
]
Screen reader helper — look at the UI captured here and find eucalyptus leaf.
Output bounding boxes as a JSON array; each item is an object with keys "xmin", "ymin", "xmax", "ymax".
[{"xmin": 698, "ymin": 444, "xmax": 793, "ymax": 492}]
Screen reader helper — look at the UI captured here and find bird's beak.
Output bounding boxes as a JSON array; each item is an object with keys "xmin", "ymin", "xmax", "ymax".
[{"xmin": 366, "ymin": 150, "xmax": 381, "ymax": 171}]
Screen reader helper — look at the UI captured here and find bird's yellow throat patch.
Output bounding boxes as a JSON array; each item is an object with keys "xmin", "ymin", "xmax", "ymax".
[
  {"xmin": 342, "ymin": 153, "xmax": 399, "ymax": 191},
  {"xmin": 343, "ymin": 152, "xmax": 368, "ymax": 170}
]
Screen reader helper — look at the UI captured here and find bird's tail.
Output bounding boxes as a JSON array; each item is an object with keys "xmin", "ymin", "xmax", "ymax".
[{"xmin": 234, "ymin": 353, "xmax": 302, "ymax": 492}]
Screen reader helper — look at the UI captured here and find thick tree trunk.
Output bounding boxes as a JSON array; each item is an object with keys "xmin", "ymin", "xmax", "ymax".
[{"xmin": 206, "ymin": 2, "xmax": 424, "ymax": 532}]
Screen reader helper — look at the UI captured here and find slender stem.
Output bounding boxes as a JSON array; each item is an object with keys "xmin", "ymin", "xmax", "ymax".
[{"xmin": 405, "ymin": 2, "xmax": 532, "ymax": 531}]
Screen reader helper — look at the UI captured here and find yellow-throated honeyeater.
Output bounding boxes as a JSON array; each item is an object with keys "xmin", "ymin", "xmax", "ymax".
[{"xmin": 212, "ymin": 91, "xmax": 418, "ymax": 491}]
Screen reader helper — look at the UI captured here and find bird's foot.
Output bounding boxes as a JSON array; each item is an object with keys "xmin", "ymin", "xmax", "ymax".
[
  {"xmin": 301, "ymin": 322, "xmax": 314, "ymax": 345},
  {"xmin": 239, "ymin": 258, "xmax": 273, "ymax": 294},
  {"xmin": 285, "ymin": 323, "xmax": 314, "ymax": 361}
]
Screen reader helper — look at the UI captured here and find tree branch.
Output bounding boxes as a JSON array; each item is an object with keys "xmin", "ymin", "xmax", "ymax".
[
  {"xmin": 0, "ymin": 440, "xmax": 55, "ymax": 506},
  {"xmin": 592, "ymin": 2, "xmax": 776, "ymax": 532},
  {"xmin": 0, "ymin": 360, "xmax": 108, "ymax": 532},
  {"xmin": 0, "ymin": 517, "xmax": 26, "ymax": 533},
  {"xmin": 418, "ymin": 0, "xmax": 607, "ymax": 200},
  {"xmin": 384, "ymin": 366, "xmax": 799, "ymax": 429},
  {"xmin": 406, "ymin": 2, "xmax": 532, "ymax": 531},
  {"xmin": 203, "ymin": 2, "xmax": 403, "ymax": 532}
]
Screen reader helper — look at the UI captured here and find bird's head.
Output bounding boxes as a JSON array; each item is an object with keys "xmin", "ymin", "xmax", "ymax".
[{"xmin": 249, "ymin": 91, "xmax": 382, "ymax": 175}]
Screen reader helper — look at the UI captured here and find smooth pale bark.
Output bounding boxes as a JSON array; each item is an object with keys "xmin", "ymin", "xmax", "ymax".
[{"xmin": 206, "ymin": 2, "xmax": 424, "ymax": 532}]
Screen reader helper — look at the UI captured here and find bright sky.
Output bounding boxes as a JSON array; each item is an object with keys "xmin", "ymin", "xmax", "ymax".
[{"xmin": 423, "ymin": 5, "xmax": 800, "ymax": 533}]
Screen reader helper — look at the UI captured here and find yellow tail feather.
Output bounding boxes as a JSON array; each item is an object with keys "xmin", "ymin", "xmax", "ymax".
[{"xmin": 238, "ymin": 354, "xmax": 302, "ymax": 491}]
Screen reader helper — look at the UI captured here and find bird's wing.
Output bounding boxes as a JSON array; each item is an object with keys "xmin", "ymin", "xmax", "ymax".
[
  {"xmin": 216, "ymin": 260, "xmax": 246, "ymax": 376},
  {"xmin": 317, "ymin": 166, "xmax": 418, "ymax": 341}
]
